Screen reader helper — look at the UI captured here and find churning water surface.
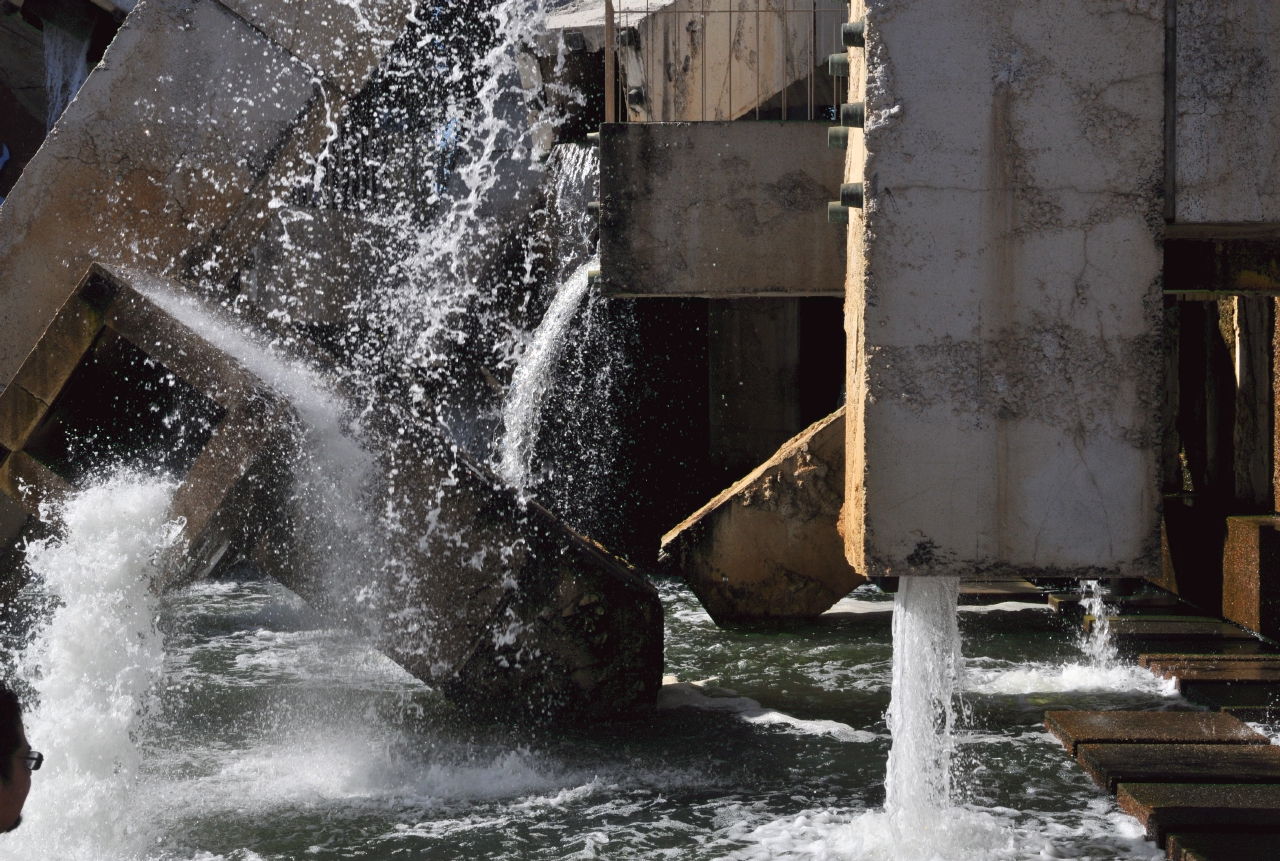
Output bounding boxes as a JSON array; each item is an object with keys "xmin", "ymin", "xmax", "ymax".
[{"xmin": 0, "ymin": 474, "xmax": 1192, "ymax": 861}]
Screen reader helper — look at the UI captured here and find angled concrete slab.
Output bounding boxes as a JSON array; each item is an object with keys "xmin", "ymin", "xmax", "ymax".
[
  {"xmin": 662, "ymin": 407, "xmax": 863, "ymax": 623},
  {"xmin": 1045, "ymin": 711, "xmax": 1267, "ymax": 755},
  {"xmin": 1117, "ymin": 782, "xmax": 1280, "ymax": 847}
]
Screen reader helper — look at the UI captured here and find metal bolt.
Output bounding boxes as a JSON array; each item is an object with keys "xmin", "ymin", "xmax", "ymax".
[
  {"xmin": 840, "ymin": 182, "xmax": 864, "ymax": 208},
  {"xmin": 843, "ymin": 20, "xmax": 866, "ymax": 48},
  {"xmin": 828, "ymin": 53, "xmax": 850, "ymax": 77},
  {"xmin": 841, "ymin": 102, "xmax": 865, "ymax": 128},
  {"xmin": 828, "ymin": 202, "xmax": 849, "ymax": 224},
  {"xmin": 586, "ymin": 132, "xmax": 600, "ymax": 147},
  {"xmin": 828, "ymin": 127, "xmax": 849, "ymax": 149},
  {"xmin": 587, "ymin": 201, "xmax": 600, "ymax": 217}
]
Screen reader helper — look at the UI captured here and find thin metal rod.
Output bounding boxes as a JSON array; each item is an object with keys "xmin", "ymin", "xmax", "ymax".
[
  {"xmin": 728, "ymin": 0, "xmax": 732, "ymax": 120},
  {"xmin": 781, "ymin": 0, "xmax": 787, "ymax": 121},
  {"xmin": 605, "ymin": 0, "xmax": 616, "ymax": 123},
  {"xmin": 702, "ymin": 0, "xmax": 707, "ymax": 121},
  {"xmin": 755, "ymin": 0, "xmax": 760, "ymax": 120}
]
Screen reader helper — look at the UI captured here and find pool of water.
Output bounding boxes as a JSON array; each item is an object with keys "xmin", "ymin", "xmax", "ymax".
[{"xmin": 6, "ymin": 562, "xmax": 1191, "ymax": 860}]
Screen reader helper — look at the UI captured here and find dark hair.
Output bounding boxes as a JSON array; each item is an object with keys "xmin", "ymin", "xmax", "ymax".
[{"xmin": 0, "ymin": 684, "xmax": 20, "ymax": 786}]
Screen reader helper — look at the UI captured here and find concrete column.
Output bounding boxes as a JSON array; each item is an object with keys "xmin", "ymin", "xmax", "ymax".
[
  {"xmin": 709, "ymin": 298, "xmax": 800, "ymax": 481},
  {"xmin": 845, "ymin": 0, "xmax": 1166, "ymax": 578}
]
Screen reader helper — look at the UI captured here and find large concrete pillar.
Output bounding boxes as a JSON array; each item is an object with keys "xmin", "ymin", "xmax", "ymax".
[{"xmin": 843, "ymin": 0, "xmax": 1166, "ymax": 578}]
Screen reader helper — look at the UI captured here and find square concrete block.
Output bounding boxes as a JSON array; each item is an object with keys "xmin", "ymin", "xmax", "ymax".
[
  {"xmin": 598, "ymin": 122, "xmax": 847, "ymax": 297},
  {"xmin": 0, "ymin": 263, "xmax": 298, "ymax": 589},
  {"xmin": 1223, "ymin": 516, "xmax": 1280, "ymax": 640},
  {"xmin": 1168, "ymin": 832, "xmax": 1280, "ymax": 861}
]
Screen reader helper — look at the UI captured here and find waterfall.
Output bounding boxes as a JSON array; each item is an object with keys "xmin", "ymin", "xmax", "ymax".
[
  {"xmin": 43, "ymin": 24, "xmax": 90, "ymax": 131},
  {"xmin": 497, "ymin": 258, "xmax": 597, "ymax": 489},
  {"xmin": 883, "ymin": 576, "xmax": 963, "ymax": 848},
  {"xmin": 7, "ymin": 475, "xmax": 178, "ymax": 858}
]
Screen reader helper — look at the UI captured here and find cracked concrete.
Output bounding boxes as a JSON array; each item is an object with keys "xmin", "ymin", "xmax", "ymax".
[
  {"xmin": 843, "ymin": 0, "xmax": 1165, "ymax": 578},
  {"xmin": 1176, "ymin": 0, "xmax": 1280, "ymax": 222}
]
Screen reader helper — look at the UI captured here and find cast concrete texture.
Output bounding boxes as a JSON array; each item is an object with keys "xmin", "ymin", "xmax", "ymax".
[
  {"xmin": 1175, "ymin": 0, "xmax": 1280, "ymax": 223},
  {"xmin": 843, "ymin": 0, "xmax": 1165, "ymax": 579},
  {"xmin": 540, "ymin": 0, "xmax": 847, "ymax": 122},
  {"xmin": 1044, "ymin": 710, "xmax": 1267, "ymax": 755},
  {"xmin": 598, "ymin": 122, "xmax": 846, "ymax": 297},
  {"xmin": 1117, "ymin": 782, "xmax": 1280, "ymax": 846},
  {"xmin": 662, "ymin": 408, "xmax": 865, "ymax": 622},
  {"xmin": 1223, "ymin": 516, "xmax": 1280, "ymax": 639},
  {"xmin": 0, "ymin": 0, "xmax": 415, "ymax": 390},
  {"xmin": 1078, "ymin": 742, "xmax": 1280, "ymax": 791}
]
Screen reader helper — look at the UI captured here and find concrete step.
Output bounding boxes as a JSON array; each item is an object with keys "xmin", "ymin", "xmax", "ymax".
[
  {"xmin": 1167, "ymin": 831, "xmax": 1280, "ymax": 860},
  {"xmin": 1117, "ymin": 782, "xmax": 1280, "ymax": 848},
  {"xmin": 1084, "ymin": 615, "xmax": 1256, "ymax": 640},
  {"xmin": 1051, "ymin": 592, "xmax": 1195, "ymax": 615},
  {"xmin": 1078, "ymin": 743, "xmax": 1280, "ymax": 791},
  {"xmin": 1044, "ymin": 710, "xmax": 1267, "ymax": 755},
  {"xmin": 1141, "ymin": 653, "xmax": 1280, "ymax": 669},
  {"xmin": 958, "ymin": 579, "xmax": 1045, "ymax": 605}
]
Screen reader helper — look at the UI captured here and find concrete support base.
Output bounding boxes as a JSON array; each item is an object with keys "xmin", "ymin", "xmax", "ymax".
[{"xmin": 663, "ymin": 407, "xmax": 864, "ymax": 623}]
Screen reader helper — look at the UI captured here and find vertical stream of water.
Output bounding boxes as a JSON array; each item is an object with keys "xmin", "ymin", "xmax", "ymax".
[{"xmin": 43, "ymin": 25, "xmax": 90, "ymax": 131}]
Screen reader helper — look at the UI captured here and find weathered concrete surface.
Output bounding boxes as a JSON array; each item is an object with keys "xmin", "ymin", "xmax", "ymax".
[
  {"xmin": 1045, "ymin": 710, "xmax": 1266, "ymax": 755},
  {"xmin": 843, "ymin": 0, "xmax": 1165, "ymax": 579},
  {"xmin": 1223, "ymin": 516, "xmax": 1280, "ymax": 640},
  {"xmin": 1078, "ymin": 742, "xmax": 1280, "ymax": 792},
  {"xmin": 1175, "ymin": 0, "xmax": 1280, "ymax": 223},
  {"xmin": 662, "ymin": 408, "xmax": 865, "ymax": 623},
  {"xmin": 539, "ymin": 0, "xmax": 846, "ymax": 122},
  {"xmin": 0, "ymin": 0, "xmax": 415, "ymax": 390},
  {"xmin": 599, "ymin": 122, "xmax": 846, "ymax": 297},
  {"xmin": 1117, "ymin": 782, "xmax": 1280, "ymax": 847}
]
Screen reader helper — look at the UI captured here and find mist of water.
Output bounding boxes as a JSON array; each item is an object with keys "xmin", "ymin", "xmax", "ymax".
[
  {"xmin": 8, "ymin": 475, "xmax": 179, "ymax": 859},
  {"xmin": 43, "ymin": 24, "xmax": 90, "ymax": 131}
]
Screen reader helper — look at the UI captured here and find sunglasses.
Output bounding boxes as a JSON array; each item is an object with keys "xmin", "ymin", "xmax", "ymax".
[{"xmin": 19, "ymin": 751, "xmax": 41, "ymax": 772}]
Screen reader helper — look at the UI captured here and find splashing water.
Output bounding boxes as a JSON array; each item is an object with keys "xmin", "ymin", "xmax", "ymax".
[
  {"xmin": 498, "ymin": 258, "xmax": 597, "ymax": 488},
  {"xmin": 1080, "ymin": 579, "xmax": 1117, "ymax": 668},
  {"xmin": 8, "ymin": 475, "xmax": 180, "ymax": 859},
  {"xmin": 43, "ymin": 24, "xmax": 90, "ymax": 131}
]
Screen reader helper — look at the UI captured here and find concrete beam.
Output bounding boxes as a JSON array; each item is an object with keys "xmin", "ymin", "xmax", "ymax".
[
  {"xmin": 598, "ymin": 121, "xmax": 845, "ymax": 297},
  {"xmin": 844, "ymin": 0, "xmax": 1165, "ymax": 579},
  {"xmin": 0, "ymin": 0, "xmax": 415, "ymax": 390}
]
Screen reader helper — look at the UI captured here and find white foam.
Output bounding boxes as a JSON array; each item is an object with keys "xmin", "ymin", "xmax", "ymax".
[
  {"xmin": 964, "ymin": 659, "xmax": 1178, "ymax": 696},
  {"xmin": 9, "ymin": 474, "xmax": 180, "ymax": 859},
  {"xmin": 658, "ymin": 680, "xmax": 876, "ymax": 743}
]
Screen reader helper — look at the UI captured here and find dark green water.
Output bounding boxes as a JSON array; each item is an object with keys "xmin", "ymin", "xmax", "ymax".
[{"xmin": 7, "ymin": 568, "xmax": 1193, "ymax": 860}]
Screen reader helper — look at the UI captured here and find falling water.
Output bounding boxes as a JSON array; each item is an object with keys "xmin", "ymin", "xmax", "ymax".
[
  {"xmin": 7, "ymin": 475, "xmax": 179, "ymax": 859},
  {"xmin": 883, "ymin": 577, "xmax": 964, "ymax": 843},
  {"xmin": 1080, "ymin": 579, "xmax": 1118, "ymax": 668},
  {"xmin": 43, "ymin": 24, "xmax": 90, "ymax": 131},
  {"xmin": 497, "ymin": 258, "xmax": 597, "ymax": 488}
]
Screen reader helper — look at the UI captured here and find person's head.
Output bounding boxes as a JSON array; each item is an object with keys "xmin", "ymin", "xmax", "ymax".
[{"xmin": 0, "ymin": 684, "xmax": 32, "ymax": 833}]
